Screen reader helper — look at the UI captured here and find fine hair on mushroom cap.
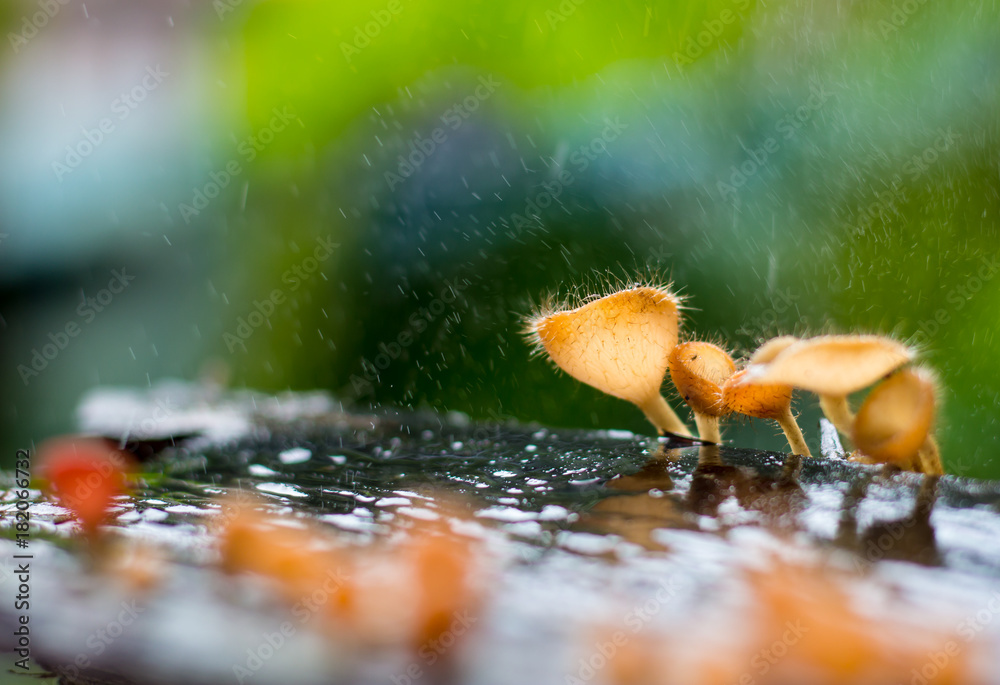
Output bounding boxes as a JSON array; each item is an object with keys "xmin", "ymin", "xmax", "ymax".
[
  {"xmin": 524, "ymin": 280, "xmax": 684, "ymax": 405},
  {"xmin": 743, "ymin": 333, "xmax": 914, "ymax": 440},
  {"xmin": 524, "ymin": 275, "xmax": 692, "ymax": 436},
  {"xmin": 668, "ymin": 339, "xmax": 736, "ymax": 443},
  {"xmin": 747, "ymin": 335, "xmax": 800, "ymax": 366},
  {"xmin": 723, "ymin": 368, "xmax": 793, "ymax": 421},
  {"xmin": 745, "ymin": 334, "xmax": 914, "ymax": 396},
  {"xmin": 668, "ymin": 339, "xmax": 736, "ymax": 417}
]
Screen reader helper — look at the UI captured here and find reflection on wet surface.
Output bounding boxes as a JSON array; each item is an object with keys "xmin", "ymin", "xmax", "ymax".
[
  {"xmin": 133, "ymin": 415, "xmax": 955, "ymax": 570},
  {"xmin": 4, "ymin": 387, "xmax": 1000, "ymax": 685},
  {"xmin": 583, "ymin": 448, "xmax": 690, "ymax": 550},
  {"xmin": 839, "ymin": 473, "xmax": 940, "ymax": 568},
  {"xmin": 578, "ymin": 438, "xmax": 942, "ymax": 568},
  {"xmin": 584, "ymin": 445, "xmax": 808, "ymax": 551}
]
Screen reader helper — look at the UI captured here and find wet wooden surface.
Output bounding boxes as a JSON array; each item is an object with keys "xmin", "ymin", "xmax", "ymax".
[{"xmin": 3, "ymin": 386, "xmax": 1000, "ymax": 684}]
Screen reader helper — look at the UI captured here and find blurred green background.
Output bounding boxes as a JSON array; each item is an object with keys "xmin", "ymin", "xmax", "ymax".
[{"xmin": 0, "ymin": 0, "xmax": 998, "ymax": 477}]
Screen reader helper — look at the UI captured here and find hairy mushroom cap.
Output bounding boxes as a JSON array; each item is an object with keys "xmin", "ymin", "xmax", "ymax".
[
  {"xmin": 852, "ymin": 368, "xmax": 936, "ymax": 467},
  {"xmin": 722, "ymin": 369, "xmax": 793, "ymax": 420},
  {"xmin": 748, "ymin": 335, "xmax": 800, "ymax": 366},
  {"xmin": 668, "ymin": 341, "xmax": 736, "ymax": 417},
  {"xmin": 745, "ymin": 334, "xmax": 913, "ymax": 396},
  {"xmin": 526, "ymin": 286, "xmax": 681, "ymax": 405}
]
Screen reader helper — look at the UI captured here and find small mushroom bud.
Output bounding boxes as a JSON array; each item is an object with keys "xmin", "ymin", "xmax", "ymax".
[
  {"xmin": 526, "ymin": 286, "xmax": 691, "ymax": 436},
  {"xmin": 852, "ymin": 367, "xmax": 943, "ymax": 475},
  {"xmin": 668, "ymin": 341, "xmax": 736, "ymax": 443},
  {"xmin": 723, "ymin": 369, "xmax": 811, "ymax": 456},
  {"xmin": 744, "ymin": 334, "xmax": 913, "ymax": 440}
]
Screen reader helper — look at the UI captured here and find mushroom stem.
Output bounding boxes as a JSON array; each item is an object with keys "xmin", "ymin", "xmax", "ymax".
[
  {"xmin": 776, "ymin": 406, "xmax": 811, "ymax": 457},
  {"xmin": 693, "ymin": 413, "xmax": 721, "ymax": 444},
  {"xmin": 819, "ymin": 394, "xmax": 855, "ymax": 438},
  {"xmin": 638, "ymin": 395, "xmax": 692, "ymax": 437},
  {"xmin": 915, "ymin": 436, "xmax": 944, "ymax": 476}
]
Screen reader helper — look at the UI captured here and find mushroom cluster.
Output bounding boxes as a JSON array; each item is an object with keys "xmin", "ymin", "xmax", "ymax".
[
  {"xmin": 743, "ymin": 335, "xmax": 943, "ymax": 474},
  {"xmin": 525, "ymin": 284, "xmax": 944, "ymax": 474}
]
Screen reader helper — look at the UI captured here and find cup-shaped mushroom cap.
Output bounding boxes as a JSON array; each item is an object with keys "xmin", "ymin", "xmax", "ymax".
[
  {"xmin": 745, "ymin": 334, "xmax": 913, "ymax": 396},
  {"xmin": 668, "ymin": 341, "xmax": 736, "ymax": 417},
  {"xmin": 722, "ymin": 369, "xmax": 793, "ymax": 420},
  {"xmin": 852, "ymin": 368, "xmax": 935, "ymax": 466},
  {"xmin": 748, "ymin": 336, "xmax": 800, "ymax": 366},
  {"xmin": 527, "ymin": 286, "xmax": 680, "ymax": 405}
]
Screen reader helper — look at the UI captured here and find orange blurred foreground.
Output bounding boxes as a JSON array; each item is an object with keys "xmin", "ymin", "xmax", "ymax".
[{"xmin": 39, "ymin": 437, "xmax": 133, "ymax": 540}]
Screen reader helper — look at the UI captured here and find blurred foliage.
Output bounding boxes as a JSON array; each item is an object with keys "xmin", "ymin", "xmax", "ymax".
[
  {"xmin": 2, "ymin": 0, "xmax": 999, "ymax": 478},
  {"xmin": 241, "ymin": 0, "xmax": 749, "ymax": 136}
]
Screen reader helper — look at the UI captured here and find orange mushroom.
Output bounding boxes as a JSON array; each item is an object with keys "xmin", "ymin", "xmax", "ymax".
[
  {"xmin": 744, "ymin": 334, "xmax": 913, "ymax": 440},
  {"xmin": 852, "ymin": 367, "xmax": 943, "ymax": 475},
  {"xmin": 526, "ymin": 285, "xmax": 691, "ymax": 436},
  {"xmin": 747, "ymin": 335, "xmax": 800, "ymax": 365},
  {"xmin": 668, "ymin": 341, "xmax": 736, "ymax": 443}
]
